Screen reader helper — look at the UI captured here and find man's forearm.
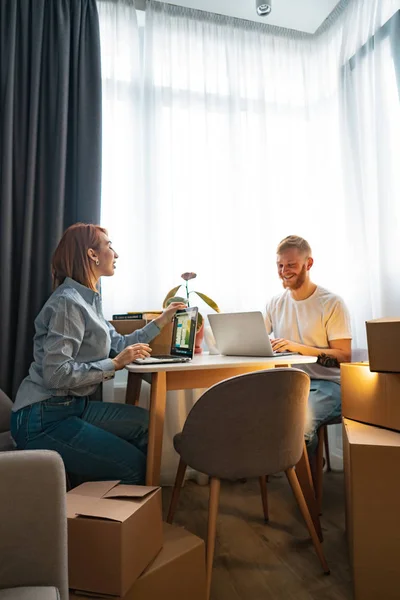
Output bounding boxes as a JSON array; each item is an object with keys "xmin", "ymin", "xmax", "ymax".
[{"xmin": 295, "ymin": 343, "xmax": 350, "ymax": 364}]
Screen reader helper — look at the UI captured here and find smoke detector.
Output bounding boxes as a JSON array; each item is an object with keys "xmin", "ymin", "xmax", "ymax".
[{"xmin": 256, "ymin": 1, "xmax": 272, "ymax": 16}]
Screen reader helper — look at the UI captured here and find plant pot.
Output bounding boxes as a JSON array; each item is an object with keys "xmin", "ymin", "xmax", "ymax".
[{"xmin": 195, "ymin": 320, "xmax": 205, "ymax": 354}]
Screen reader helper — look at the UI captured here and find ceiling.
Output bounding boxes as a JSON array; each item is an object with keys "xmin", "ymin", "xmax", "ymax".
[{"xmin": 136, "ymin": 0, "xmax": 342, "ymax": 34}]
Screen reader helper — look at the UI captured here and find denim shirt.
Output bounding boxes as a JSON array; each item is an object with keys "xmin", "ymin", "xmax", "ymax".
[{"xmin": 13, "ymin": 277, "xmax": 160, "ymax": 411}]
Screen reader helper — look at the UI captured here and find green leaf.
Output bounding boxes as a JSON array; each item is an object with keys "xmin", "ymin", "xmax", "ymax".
[
  {"xmin": 162, "ymin": 285, "xmax": 182, "ymax": 308},
  {"xmin": 194, "ymin": 292, "xmax": 221, "ymax": 313},
  {"xmin": 197, "ymin": 312, "xmax": 204, "ymax": 328}
]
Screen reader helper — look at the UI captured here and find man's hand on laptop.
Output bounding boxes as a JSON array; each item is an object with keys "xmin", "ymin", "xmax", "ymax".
[
  {"xmin": 112, "ymin": 344, "xmax": 152, "ymax": 370},
  {"xmin": 154, "ymin": 302, "xmax": 188, "ymax": 329},
  {"xmin": 271, "ymin": 338, "xmax": 301, "ymax": 354}
]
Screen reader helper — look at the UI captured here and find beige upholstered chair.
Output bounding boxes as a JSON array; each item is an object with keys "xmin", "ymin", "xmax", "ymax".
[
  {"xmin": 166, "ymin": 368, "xmax": 329, "ymax": 600},
  {"xmin": 0, "ymin": 450, "xmax": 68, "ymax": 600}
]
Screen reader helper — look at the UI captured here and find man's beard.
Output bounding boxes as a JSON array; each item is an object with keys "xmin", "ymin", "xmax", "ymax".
[{"xmin": 281, "ymin": 264, "xmax": 307, "ymax": 290}]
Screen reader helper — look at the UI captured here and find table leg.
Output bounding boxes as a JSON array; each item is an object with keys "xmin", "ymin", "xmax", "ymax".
[
  {"xmin": 296, "ymin": 443, "xmax": 323, "ymax": 542},
  {"xmin": 125, "ymin": 372, "xmax": 142, "ymax": 406},
  {"xmin": 146, "ymin": 371, "xmax": 167, "ymax": 486}
]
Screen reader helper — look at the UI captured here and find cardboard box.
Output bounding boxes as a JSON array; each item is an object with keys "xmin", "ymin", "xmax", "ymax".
[
  {"xmin": 70, "ymin": 522, "xmax": 206, "ymax": 600},
  {"xmin": 366, "ymin": 318, "xmax": 400, "ymax": 372},
  {"xmin": 343, "ymin": 418, "xmax": 400, "ymax": 600},
  {"xmin": 67, "ymin": 481, "xmax": 163, "ymax": 596},
  {"xmin": 110, "ymin": 319, "xmax": 173, "ymax": 355},
  {"xmin": 110, "ymin": 319, "xmax": 147, "ymax": 336},
  {"xmin": 341, "ymin": 363, "xmax": 400, "ymax": 432}
]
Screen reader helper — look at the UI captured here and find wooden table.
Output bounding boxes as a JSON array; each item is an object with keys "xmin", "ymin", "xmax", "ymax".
[{"xmin": 125, "ymin": 353, "xmax": 322, "ymax": 538}]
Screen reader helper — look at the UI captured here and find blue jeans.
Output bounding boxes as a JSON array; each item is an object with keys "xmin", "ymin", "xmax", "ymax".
[
  {"xmin": 304, "ymin": 379, "xmax": 341, "ymax": 455},
  {"xmin": 11, "ymin": 397, "xmax": 149, "ymax": 486}
]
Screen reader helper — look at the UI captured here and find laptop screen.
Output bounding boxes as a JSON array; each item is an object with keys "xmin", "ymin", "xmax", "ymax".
[{"xmin": 171, "ymin": 307, "xmax": 198, "ymax": 358}]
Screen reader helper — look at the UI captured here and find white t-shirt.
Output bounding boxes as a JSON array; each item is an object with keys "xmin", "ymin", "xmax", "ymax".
[{"xmin": 265, "ymin": 286, "xmax": 352, "ymax": 384}]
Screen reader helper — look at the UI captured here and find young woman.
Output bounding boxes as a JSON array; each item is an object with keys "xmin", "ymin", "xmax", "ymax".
[{"xmin": 11, "ymin": 223, "xmax": 185, "ymax": 485}]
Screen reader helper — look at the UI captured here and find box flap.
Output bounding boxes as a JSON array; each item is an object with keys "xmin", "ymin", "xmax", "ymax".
[
  {"xmin": 103, "ymin": 485, "xmax": 159, "ymax": 499},
  {"xmin": 68, "ymin": 481, "xmax": 120, "ymax": 498},
  {"xmin": 74, "ymin": 497, "xmax": 144, "ymax": 522},
  {"xmin": 366, "ymin": 317, "xmax": 400, "ymax": 324},
  {"xmin": 66, "ymin": 494, "xmax": 97, "ymax": 519},
  {"xmin": 67, "ymin": 483, "xmax": 159, "ymax": 522},
  {"xmin": 344, "ymin": 418, "xmax": 400, "ymax": 447}
]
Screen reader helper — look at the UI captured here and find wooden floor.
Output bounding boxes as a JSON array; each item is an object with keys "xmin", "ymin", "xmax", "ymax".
[{"xmin": 162, "ymin": 471, "xmax": 353, "ymax": 600}]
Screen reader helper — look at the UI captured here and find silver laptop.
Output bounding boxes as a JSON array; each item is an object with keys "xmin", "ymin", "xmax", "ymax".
[
  {"xmin": 208, "ymin": 311, "xmax": 296, "ymax": 357},
  {"xmin": 134, "ymin": 307, "xmax": 198, "ymax": 364}
]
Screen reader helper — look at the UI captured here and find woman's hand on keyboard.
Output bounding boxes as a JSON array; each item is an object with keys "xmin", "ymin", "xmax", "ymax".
[{"xmin": 112, "ymin": 344, "xmax": 152, "ymax": 370}]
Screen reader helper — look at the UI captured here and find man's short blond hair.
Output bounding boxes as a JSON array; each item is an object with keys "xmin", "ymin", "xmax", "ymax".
[{"xmin": 276, "ymin": 235, "xmax": 312, "ymax": 257}]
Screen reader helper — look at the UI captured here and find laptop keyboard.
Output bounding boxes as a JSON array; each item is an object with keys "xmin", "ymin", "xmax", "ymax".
[{"xmin": 134, "ymin": 355, "xmax": 191, "ymax": 364}]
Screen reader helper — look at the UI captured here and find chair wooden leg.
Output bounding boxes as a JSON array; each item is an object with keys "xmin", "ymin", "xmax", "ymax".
[
  {"xmin": 285, "ymin": 467, "xmax": 330, "ymax": 575},
  {"xmin": 324, "ymin": 426, "xmax": 332, "ymax": 472},
  {"xmin": 206, "ymin": 477, "xmax": 221, "ymax": 600},
  {"xmin": 315, "ymin": 426, "xmax": 325, "ymax": 515},
  {"xmin": 166, "ymin": 458, "xmax": 187, "ymax": 524},
  {"xmin": 296, "ymin": 443, "xmax": 323, "ymax": 542},
  {"xmin": 259, "ymin": 476, "xmax": 269, "ymax": 522}
]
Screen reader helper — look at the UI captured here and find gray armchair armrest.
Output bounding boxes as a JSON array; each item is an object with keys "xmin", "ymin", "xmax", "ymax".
[
  {"xmin": 0, "ymin": 450, "xmax": 68, "ymax": 600},
  {"xmin": 0, "ymin": 390, "xmax": 12, "ymax": 433}
]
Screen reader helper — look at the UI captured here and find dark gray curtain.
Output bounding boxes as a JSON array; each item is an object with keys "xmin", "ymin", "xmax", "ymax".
[{"xmin": 0, "ymin": 0, "xmax": 102, "ymax": 398}]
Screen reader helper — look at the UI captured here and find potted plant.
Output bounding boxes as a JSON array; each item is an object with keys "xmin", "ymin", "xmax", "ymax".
[{"xmin": 163, "ymin": 272, "xmax": 220, "ymax": 354}]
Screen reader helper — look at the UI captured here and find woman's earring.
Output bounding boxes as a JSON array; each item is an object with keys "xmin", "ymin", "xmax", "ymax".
[{"xmin": 95, "ymin": 259, "xmax": 100, "ymax": 266}]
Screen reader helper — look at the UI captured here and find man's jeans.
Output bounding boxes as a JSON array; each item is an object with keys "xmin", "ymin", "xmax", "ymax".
[
  {"xmin": 304, "ymin": 379, "xmax": 341, "ymax": 455},
  {"xmin": 11, "ymin": 397, "xmax": 149, "ymax": 486}
]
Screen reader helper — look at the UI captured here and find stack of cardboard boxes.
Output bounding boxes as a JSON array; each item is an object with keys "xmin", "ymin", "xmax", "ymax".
[
  {"xmin": 67, "ymin": 481, "xmax": 206, "ymax": 600},
  {"xmin": 67, "ymin": 320, "xmax": 205, "ymax": 598},
  {"xmin": 341, "ymin": 318, "xmax": 400, "ymax": 600}
]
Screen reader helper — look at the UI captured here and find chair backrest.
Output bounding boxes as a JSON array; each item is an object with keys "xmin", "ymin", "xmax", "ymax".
[
  {"xmin": 178, "ymin": 368, "xmax": 310, "ymax": 479},
  {"xmin": 0, "ymin": 450, "xmax": 68, "ymax": 599},
  {"xmin": 0, "ymin": 389, "xmax": 12, "ymax": 433}
]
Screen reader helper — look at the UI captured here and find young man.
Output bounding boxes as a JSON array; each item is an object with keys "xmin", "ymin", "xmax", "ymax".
[{"xmin": 265, "ymin": 235, "xmax": 352, "ymax": 455}]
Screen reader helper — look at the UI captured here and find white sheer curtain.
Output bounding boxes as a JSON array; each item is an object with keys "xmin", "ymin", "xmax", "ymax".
[
  {"xmin": 98, "ymin": 0, "xmax": 400, "ymax": 481},
  {"xmin": 98, "ymin": 0, "xmax": 148, "ymax": 318},
  {"xmin": 99, "ymin": 0, "xmax": 399, "ymax": 343},
  {"xmin": 338, "ymin": 1, "xmax": 400, "ymax": 344},
  {"xmin": 141, "ymin": 2, "xmax": 347, "ymax": 318},
  {"xmin": 139, "ymin": 0, "xmax": 400, "ymax": 346}
]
